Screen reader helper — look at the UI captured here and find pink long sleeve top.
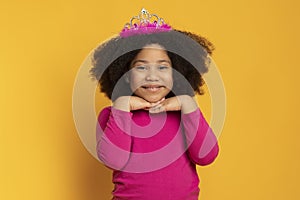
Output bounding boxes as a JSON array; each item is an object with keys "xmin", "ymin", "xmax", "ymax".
[{"xmin": 96, "ymin": 106, "xmax": 219, "ymax": 200}]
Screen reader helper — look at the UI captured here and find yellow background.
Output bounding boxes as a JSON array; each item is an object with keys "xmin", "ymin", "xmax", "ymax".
[{"xmin": 1, "ymin": 0, "xmax": 300, "ymax": 199}]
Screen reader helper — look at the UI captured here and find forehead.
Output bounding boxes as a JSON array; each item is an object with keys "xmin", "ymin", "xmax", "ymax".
[{"xmin": 134, "ymin": 44, "xmax": 170, "ymax": 61}]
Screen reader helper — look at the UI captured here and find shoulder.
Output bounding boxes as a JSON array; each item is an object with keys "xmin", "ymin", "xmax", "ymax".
[
  {"xmin": 98, "ymin": 106, "xmax": 112, "ymax": 118},
  {"xmin": 98, "ymin": 106, "xmax": 133, "ymax": 122},
  {"xmin": 97, "ymin": 106, "xmax": 112, "ymax": 128}
]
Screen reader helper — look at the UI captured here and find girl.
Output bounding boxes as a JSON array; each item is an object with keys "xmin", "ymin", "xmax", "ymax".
[{"xmin": 90, "ymin": 9, "xmax": 219, "ymax": 200}]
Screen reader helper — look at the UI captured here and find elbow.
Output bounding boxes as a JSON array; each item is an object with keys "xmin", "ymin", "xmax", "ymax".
[
  {"xmin": 97, "ymin": 140, "xmax": 131, "ymax": 170},
  {"xmin": 98, "ymin": 150, "xmax": 130, "ymax": 170},
  {"xmin": 96, "ymin": 130, "xmax": 132, "ymax": 170},
  {"xmin": 197, "ymin": 143, "xmax": 219, "ymax": 166}
]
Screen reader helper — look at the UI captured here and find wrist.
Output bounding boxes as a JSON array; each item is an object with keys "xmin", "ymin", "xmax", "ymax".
[
  {"xmin": 178, "ymin": 95, "xmax": 198, "ymax": 114},
  {"xmin": 113, "ymin": 96, "xmax": 131, "ymax": 112}
]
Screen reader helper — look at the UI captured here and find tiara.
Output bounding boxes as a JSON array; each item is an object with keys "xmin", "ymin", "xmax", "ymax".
[{"xmin": 120, "ymin": 8, "xmax": 172, "ymax": 38}]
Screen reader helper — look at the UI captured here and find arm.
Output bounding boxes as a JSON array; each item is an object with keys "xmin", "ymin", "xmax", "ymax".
[
  {"xmin": 96, "ymin": 96, "xmax": 154, "ymax": 170},
  {"xmin": 148, "ymin": 95, "xmax": 219, "ymax": 165},
  {"xmin": 181, "ymin": 108, "xmax": 219, "ymax": 166},
  {"xmin": 96, "ymin": 107, "xmax": 132, "ymax": 170}
]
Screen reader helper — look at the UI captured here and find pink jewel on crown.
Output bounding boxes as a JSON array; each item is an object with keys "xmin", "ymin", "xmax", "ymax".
[{"xmin": 120, "ymin": 8, "xmax": 172, "ymax": 38}]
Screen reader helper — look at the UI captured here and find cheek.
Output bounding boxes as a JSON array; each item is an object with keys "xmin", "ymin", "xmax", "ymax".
[
  {"xmin": 129, "ymin": 73, "xmax": 142, "ymax": 90},
  {"xmin": 164, "ymin": 73, "xmax": 173, "ymax": 88}
]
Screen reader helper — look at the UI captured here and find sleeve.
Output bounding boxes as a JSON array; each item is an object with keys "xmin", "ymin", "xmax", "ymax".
[
  {"xmin": 96, "ymin": 107, "xmax": 133, "ymax": 170},
  {"xmin": 181, "ymin": 108, "xmax": 219, "ymax": 166}
]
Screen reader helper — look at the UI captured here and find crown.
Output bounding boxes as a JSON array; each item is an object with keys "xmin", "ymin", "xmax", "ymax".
[{"xmin": 120, "ymin": 8, "xmax": 172, "ymax": 38}]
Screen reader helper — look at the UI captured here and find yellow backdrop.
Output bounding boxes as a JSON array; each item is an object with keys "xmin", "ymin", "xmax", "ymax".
[{"xmin": 1, "ymin": 0, "xmax": 300, "ymax": 199}]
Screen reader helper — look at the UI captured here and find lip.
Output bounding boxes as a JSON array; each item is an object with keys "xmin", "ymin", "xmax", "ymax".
[
  {"xmin": 140, "ymin": 84, "xmax": 165, "ymax": 92},
  {"xmin": 141, "ymin": 84, "xmax": 164, "ymax": 88}
]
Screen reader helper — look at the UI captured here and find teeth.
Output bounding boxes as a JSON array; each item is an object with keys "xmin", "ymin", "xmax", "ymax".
[{"xmin": 144, "ymin": 87, "xmax": 160, "ymax": 91}]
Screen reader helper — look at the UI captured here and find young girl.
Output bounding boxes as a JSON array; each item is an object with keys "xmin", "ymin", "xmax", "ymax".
[{"xmin": 90, "ymin": 9, "xmax": 219, "ymax": 200}]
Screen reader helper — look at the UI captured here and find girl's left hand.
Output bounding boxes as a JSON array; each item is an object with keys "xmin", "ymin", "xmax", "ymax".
[
  {"xmin": 149, "ymin": 97, "xmax": 180, "ymax": 113},
  {"xmin": 149, "ymin": 95, "xmax": 198, "ymax": 114}
]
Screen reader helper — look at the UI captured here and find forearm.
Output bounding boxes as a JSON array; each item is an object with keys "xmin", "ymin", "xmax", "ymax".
[
  {"xmin": 96, "ymin": 107, "xmax": 132, "ymax": 170},
  {"xmin": 182, "ymin": 108, "xmax": 219, "ymax": 166}
]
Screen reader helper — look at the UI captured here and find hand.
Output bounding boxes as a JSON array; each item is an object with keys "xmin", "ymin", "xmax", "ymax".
[
  {"xmin": 113, "ymin": 96, "xmax": 157, "ymax": 112},
  {"xmin": 149, "ymin": 96, "xmax": 180, "ymax": 113},
  {"xmin": 129, "ymin": 96, "xmax": 155, "ymax": 111},
  {"xmin": 149, "ymin": 95, "xmax": 198, "ymax": 114}
]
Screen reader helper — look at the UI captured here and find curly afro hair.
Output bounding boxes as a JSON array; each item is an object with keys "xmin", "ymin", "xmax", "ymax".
[{"xmin": 90, "ymin": 29, "xmax": 215, "ymax": 101}]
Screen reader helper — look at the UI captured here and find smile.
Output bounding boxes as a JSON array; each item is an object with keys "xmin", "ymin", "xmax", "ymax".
[{"xmin": 141, "ymin": 85, "xmax": 165, "ymax": 92}]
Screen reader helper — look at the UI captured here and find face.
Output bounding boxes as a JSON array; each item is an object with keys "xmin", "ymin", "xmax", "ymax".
[{"xmin": 128, "ymin": 44, "xmax": 173, "ymax": 103}]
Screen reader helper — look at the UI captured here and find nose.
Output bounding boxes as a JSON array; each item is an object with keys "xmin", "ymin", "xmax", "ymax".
[{"xmin": 145, "ymin": 68, "xmax": 159, "ymax": 81}]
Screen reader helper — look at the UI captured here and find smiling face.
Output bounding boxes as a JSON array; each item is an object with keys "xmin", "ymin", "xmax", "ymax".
[{"xmin": 128, "ymin": 44, "xmax": 173, "ymax": 103}]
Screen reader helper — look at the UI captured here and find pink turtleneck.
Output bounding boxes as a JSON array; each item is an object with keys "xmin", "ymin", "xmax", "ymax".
[{"xmin": 96, "ymin": 107, "xmax": 219, "ymax": 200}]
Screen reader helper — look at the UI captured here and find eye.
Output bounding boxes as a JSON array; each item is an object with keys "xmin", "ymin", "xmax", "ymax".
[
  {"xmin": 158, "ymin": 65, "xmax": 170, "ymax": 70},
  {"xmin": 134, "ymin": 65, "xmax": 147, "ymax": 71}
]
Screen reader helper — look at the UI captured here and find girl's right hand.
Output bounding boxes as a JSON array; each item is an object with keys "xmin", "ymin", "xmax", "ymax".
[
  {"xmin": 113, "ymin": 96, "xmax": 153, "ymax": 112},
  {"xmin": 130, "ymin": 96, "xmax": 154, "ymax": 111}
]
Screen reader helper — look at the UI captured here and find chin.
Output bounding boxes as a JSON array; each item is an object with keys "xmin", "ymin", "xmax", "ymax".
[
  {"xmin": 144, "ymin": 97, "xmax": 164, "ymax": 103},
  {"xmin": 147, "ymin": 99, "xmax": 160, "ymax": 103}
]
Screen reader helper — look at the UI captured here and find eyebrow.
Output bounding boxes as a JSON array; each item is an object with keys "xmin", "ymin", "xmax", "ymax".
[{"xmin": 131, "ymin": 59, "xmax": 171, "ymax": 66}]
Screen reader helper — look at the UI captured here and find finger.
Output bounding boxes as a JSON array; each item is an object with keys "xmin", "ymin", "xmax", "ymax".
[
  {"xmin": 157, "ymin": 98, "xmax": 165, "ymax": 104},
  {"xmin": 143, "ymin": 102, "xmax": 154, "ymax": 110},
  {"xmin": 149, "ymin": 98, "xmax": 165, "ymax": 108},
  {"xmin": 131, "ymin": 102, "xmax": 151, "ymax": 111},
  {"xmin": 164, "ymin": 103, "xmax": 181, "ymax": 111},
  {"xmin": 144, "ymin": 102, "xmax": 154, "ymax": 110},
  {"xmin": 149, "ymin": 104, "xmax": 165, "ymax": 113}
]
